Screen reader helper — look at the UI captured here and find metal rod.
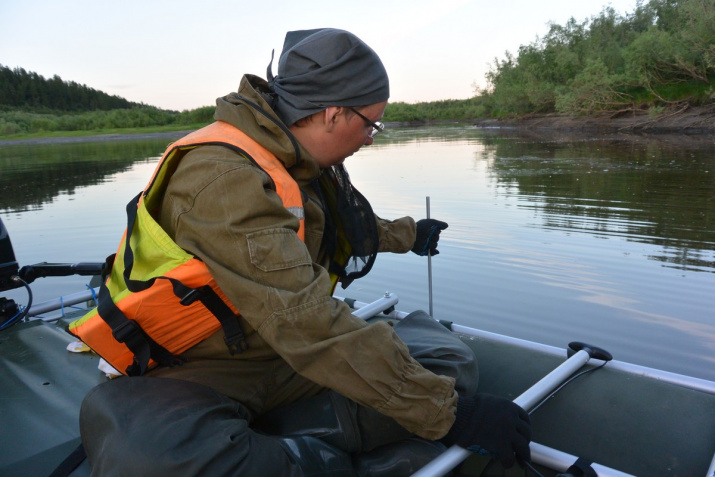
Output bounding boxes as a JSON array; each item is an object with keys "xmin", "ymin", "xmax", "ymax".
[
  {"xmin": 426, "ymin": 196, "xmax": 433, "ymax": 316},
  {"xmin": 28, "ymin": 288, "xmax": 98, "ymax": 318},
  {"xmin": 341, "ymin": 296, "xmax": 715, "ymax": 397},
  {"xmin": 411, "ymin": 350, "xmax": 593, "ymax": 477},
  {"xmin": 513, "ymin": 349, "xmax": 590, "ymax": 409},
  {"xmin": 351, "ymin": 292, "xmax": 399, "ymax": 320}
]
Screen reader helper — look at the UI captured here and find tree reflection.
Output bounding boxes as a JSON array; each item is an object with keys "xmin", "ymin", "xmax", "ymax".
[
  {"xmin": 479, "ymin": 129, "xmax": 715, "ymax": 272},
  {"xmin": 0, "ymin": 138, "xmax": 174, "ymax": 212}
]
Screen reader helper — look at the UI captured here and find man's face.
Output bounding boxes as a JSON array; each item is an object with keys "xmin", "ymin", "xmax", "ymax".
[{"xmin": 314, "ymin": 101, "xmax": 387, "ymax": 168}]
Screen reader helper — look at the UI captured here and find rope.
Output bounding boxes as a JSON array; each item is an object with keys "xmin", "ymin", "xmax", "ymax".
[
  {"xmin": 86, "ymin": 284, "xmax": 99, "ymax": 306},
  {"xmin": 0, "ymin": 276, "xmax": 32, "ymax": 331}
]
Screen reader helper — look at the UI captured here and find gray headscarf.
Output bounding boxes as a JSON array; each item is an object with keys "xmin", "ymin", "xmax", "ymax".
[{"xmin": 267, "ymin": 28, "xmax": 390, "ymax": 126}]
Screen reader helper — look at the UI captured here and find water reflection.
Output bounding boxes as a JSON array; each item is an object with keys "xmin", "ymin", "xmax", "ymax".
[
  {"xmin": 1, "ymin": 127, "xmax": 712, "ymax": 276},
  {"xmin": 0, "ymin": 137, "xmax": 178, "ymax": 212},
  {"xmin": 478, "ymin": 129, "xmax": 715, "ymax": 273},
  {"xmin": 0, "ymin": 125, "xmax": 713, "ymax": 380}
]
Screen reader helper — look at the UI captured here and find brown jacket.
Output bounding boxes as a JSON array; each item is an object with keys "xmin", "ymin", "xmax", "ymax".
[{"xmin": 156, "ymin": 75, "xmax": 457, "ymax": 439}]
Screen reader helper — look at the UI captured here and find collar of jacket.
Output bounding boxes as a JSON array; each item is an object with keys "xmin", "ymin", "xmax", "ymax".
[{"xmin": 214, "ymin": 75, "xmax": 321, "ymax": 185}]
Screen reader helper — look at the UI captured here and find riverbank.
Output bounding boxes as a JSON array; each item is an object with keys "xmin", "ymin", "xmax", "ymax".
[
  {"xmin": 473, "ymin": 103, "xmax": 715, "ymax": 135},
  {"xmin": 0, "ymin": 129, "xmax": 194, "ymax": 146},
  {"xmin": 1, "ymin": 104, "xmax": 713, "ymax": 146}
]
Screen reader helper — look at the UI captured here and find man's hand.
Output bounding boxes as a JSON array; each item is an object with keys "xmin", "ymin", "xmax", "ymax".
[
  {"xmin": 441, "ymin": 393, "xmax": 532, "ymax": 468},
  {"xmin": 411, "ymin": 219, "xmax": 448, "ymax": 256}
]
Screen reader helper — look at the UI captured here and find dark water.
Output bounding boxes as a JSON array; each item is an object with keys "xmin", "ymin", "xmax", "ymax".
[{"xmin": 1, "ymin": 126, "xmax": 714, "ymax": 381}]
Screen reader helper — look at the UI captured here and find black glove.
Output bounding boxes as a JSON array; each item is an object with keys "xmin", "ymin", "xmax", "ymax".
[
  {"xmin": 411, "ymin": 218, "xmax": 448, "ymax": 256},
  {"xmin": 442, "ymin": 394, "xmax": 532, "ymax": 468}
]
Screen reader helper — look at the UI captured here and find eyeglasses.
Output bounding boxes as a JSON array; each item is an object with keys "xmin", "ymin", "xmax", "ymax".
[{"xmin": 348, "ymin": 107, "xmax": 385, "ymax": 138}]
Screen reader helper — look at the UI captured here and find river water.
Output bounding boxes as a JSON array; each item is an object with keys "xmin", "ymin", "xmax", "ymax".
[{"xmin": 1, "ymin": 125, "xmax": 713, "ymax": 381}]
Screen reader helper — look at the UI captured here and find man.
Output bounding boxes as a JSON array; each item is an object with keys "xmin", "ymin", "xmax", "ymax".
[{"xmin": 78, "ymin": 29, "xmax": 531, "ymax": 476}]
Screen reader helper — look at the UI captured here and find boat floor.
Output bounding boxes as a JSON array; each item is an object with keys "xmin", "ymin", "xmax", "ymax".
[
  {"xmin": 0, "ymin": 312, "xmax": 103, "ymax": 476},
  {"xmin": 456, "ymin": 329, "xmax": 715, "ymax": 476},
  {"xmin": 1, "ymin": 310, "xmax": 714, "ymax": 476}
]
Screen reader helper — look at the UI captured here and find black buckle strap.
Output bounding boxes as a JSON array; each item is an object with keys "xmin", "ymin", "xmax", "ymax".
[
  {"xmin": 97, "ymin": 277, "xmax": 181, "ymax": 376},
  {"xmin": 200, "ymin": 289, "xmax": 248, "ymax": 355},
  {"xmin": 109, "ymin": 317, "xmax": 184, "ymax": 375},
  {"xmin": 179, "ymin": 287, "xmax": 203, "ymax": 306},
  {"xmin": 169, "ymin": 280, "xmax": 247, "ymax": 355},
  {"xmin": 111, "ymin": 318, "xmax": 141, "ymax": 343},
  {"xmin": 564, "ymin": 457, "xmax": 598, "ymax": 477}
]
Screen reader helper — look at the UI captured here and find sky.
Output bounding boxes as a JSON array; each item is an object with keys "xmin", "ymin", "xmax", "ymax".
[{"xmin": 1, "ymin": 0, "xmax": 638, "ymax": 112}]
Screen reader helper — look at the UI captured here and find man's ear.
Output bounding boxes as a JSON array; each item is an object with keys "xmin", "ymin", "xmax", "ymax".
[{"xmin": 323, "ymin": 107, "xmax": 343, "ymax": 132}]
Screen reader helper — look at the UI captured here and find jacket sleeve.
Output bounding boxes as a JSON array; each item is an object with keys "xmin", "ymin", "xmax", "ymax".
[
  {"xmin": 159, "ymin": 146, "xmax": 457, "ymax": 440},
  {"xmin": 376, "ymin": 215, "xmax": 417, "ymax": 253}
]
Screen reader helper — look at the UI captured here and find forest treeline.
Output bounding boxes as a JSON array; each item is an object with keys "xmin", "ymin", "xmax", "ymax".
[
  {"xmin": 1, "ymin": 65, "xmax": 140, "ymax": 111},
  {"xmin": 478, "ymin": 0, "xmax": 715, "ymax": 117},
  {"xmin": 0, "ymin": 65, "xmax": 214, "ymax": 136},
  {"xmin": 1, "ymin": 0, "xmax": 713, "ymax": 136},
  {"xmin": 384, "ymin": 0, "xmax": 715, "ymax": 121}
]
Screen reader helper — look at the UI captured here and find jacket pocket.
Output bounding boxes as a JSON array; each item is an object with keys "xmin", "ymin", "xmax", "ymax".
[{"xmin": 247, "ymin": 228, "xmax": 312, "ymax": 272}]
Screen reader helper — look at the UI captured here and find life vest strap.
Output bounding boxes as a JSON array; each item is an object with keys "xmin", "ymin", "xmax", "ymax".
[
  {"xmin": 96, "ymin": 191, "xmax": 247, "ymax": 374},
  {"xmin": 167, "ymin": 280, "xmax": 247, "ymax": 355},
  {"xmin": 73, "ymin": 124, "xmax": 308, "ymax": 375},
  {"xmin": 97, "ymin": 278, "xmax": 183, "ymax": 376}
]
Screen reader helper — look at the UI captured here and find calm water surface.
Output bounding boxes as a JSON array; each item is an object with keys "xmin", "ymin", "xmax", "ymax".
[{"xmin": 1, "ymin": 126, "xmax": 714, "ymax": 381}]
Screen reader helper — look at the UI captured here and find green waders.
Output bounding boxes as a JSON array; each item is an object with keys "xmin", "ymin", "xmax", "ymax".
[{"xmin": 80, "ymin": 311, "xmax": 477, "ymax": 476}]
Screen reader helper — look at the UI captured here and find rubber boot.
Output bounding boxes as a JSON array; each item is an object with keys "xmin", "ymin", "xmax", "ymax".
[
  {"xmin": 80, "ymin": 377, "xmax": 353, "ymax": 477},
  {"xmin": 255, "ymin": 391, "xmax": 360, "ymax": 452},
  {"xmin": 278, "ymin": 435, "xmax": 358, "ymax": 477},
  {"xmin": 352, "ymin": 437, "xmax": 450, "ymax": 477},
  {"xmin": 254, "ymin": 390, "xmax": 412, "ymax": 454}
]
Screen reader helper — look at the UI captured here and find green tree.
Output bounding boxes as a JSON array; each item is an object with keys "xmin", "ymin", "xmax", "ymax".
[
  {"xmin": 0, "ymin": 64, "xmax": 138, "ymax": 111},
  {"xmin": 556, "ymin": 59, "xmax": 631, "ymax": 113},
  {"xmin": 480, "ymin": 0, "xmax": 714, "ymax": 117}
]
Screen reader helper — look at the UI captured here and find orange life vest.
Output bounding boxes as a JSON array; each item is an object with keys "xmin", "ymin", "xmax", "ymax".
[{"xmin": 68, "ymin": 121, "xmax": 305, "ymax": 376}]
